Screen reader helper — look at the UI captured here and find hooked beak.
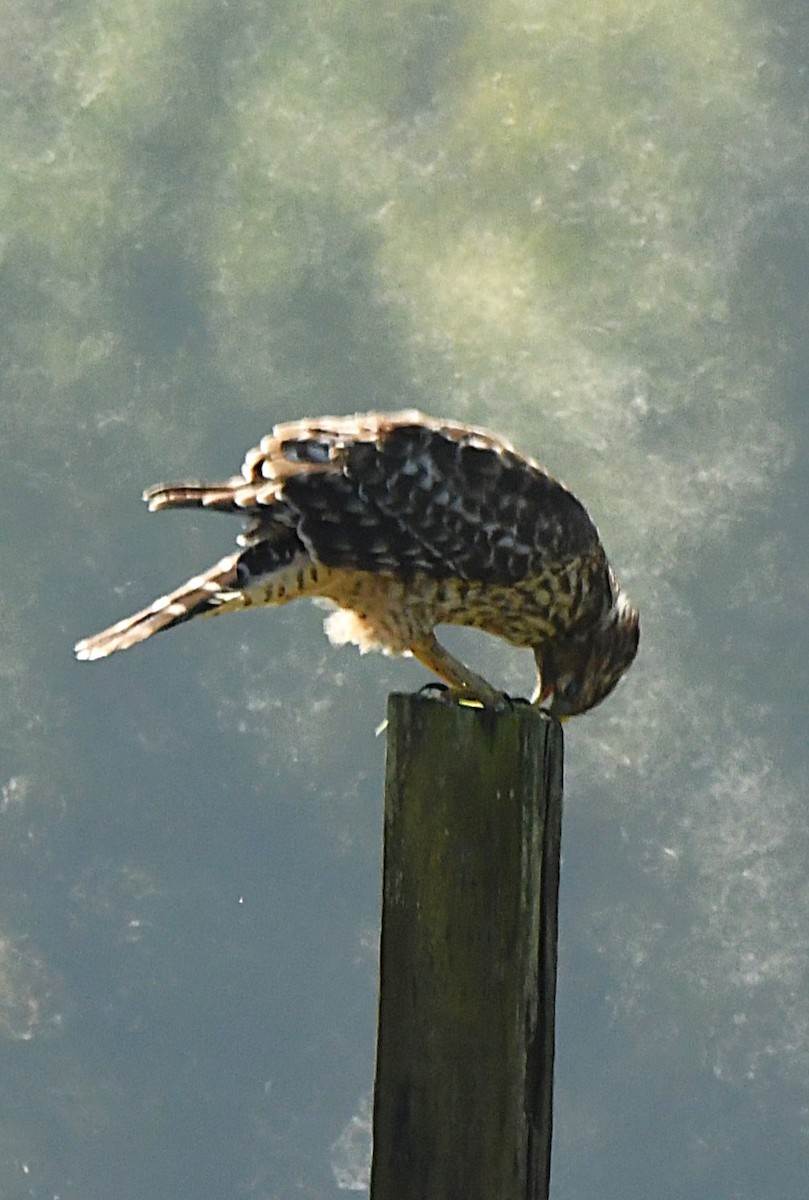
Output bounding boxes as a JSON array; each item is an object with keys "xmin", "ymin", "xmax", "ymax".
[{"xmin": 535, "ymin": 679, "xmax": 567, "ymax": 721}]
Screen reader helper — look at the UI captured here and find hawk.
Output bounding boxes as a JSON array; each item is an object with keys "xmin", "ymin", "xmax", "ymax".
[{"xmin": 74, "ymin": 410, "xmax": 639, "ymax": 716}]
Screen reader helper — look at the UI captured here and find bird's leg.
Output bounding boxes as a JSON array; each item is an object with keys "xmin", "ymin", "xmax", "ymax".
[{"xmin": 408, "ymin": 632, "xmax": 506, "ymax": 707}]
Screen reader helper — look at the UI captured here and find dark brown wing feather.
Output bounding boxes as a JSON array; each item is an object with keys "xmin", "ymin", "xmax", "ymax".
[{"xmin": 147, "ymin": 410, "xmax": 601, "ymax": 586}]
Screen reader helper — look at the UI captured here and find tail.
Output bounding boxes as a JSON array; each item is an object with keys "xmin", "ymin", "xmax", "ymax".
[
  {"xmin": 143, "ymin": 480, "xmax": 248, "ymax": 514},
  {"xmin": 74, "ymin": 552, "xmax": 242, "ymax": 661}
]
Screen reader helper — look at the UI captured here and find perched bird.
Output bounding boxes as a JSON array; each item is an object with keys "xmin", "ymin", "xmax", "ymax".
[{"xmin": 74, "ymin": 410, "xmax": 639, "ymax": 716}]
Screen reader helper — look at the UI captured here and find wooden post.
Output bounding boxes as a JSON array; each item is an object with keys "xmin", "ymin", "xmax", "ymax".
[{"xmin": 370, "ymin": 693, "xmax": 564, "ymax": 1200}]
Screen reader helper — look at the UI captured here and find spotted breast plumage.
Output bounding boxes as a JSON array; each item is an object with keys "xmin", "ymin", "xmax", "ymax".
[{"xmin": 74, "ymin": 410, "xmax": 639, "ymax": 716}]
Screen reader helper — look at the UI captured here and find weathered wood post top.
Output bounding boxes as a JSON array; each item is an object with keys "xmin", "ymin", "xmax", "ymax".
[{"xmin": 371, "ymin": 691, "xmax": 564, "ymax": 1200}]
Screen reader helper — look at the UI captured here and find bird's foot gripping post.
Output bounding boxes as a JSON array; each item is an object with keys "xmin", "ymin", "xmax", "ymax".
[
  {"xmin": 408, "ymin": 632, "xmax": 513, "ymax": 708},
  {"xmin": 371, "ymin": 692, "xmax": 564, "ymax": 1200}
]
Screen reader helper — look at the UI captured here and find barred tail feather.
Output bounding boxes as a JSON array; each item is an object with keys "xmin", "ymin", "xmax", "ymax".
[
  {"xmin": 74, "ymin": 552, "xmax": 242, "ymax": 661},
  {"xmin": 144, "ymin": 481, "xmax": 246, "ymax": 514}
]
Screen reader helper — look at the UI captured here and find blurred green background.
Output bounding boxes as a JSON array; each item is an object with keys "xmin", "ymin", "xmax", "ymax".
[{"xmin": 1, "ymin": 0, "xmax": 808, "ymax": 1196}]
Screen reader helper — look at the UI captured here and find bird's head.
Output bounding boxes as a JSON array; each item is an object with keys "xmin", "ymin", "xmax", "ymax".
[{"xmin": 536, "ymin": 592, "xmax": 640, "ymax": 718}]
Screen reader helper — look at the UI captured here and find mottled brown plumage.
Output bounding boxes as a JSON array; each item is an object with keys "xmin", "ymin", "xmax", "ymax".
[{"xmin": 74, "ymin": 410, "xmax": 639, "ymax": 715}]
